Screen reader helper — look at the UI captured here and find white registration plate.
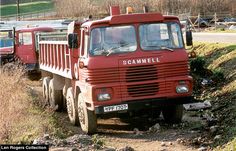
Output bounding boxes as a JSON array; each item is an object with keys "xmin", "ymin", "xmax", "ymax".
[{"xmin": 104, "ymin": 104, "xmax": 128, "ymax": 112}]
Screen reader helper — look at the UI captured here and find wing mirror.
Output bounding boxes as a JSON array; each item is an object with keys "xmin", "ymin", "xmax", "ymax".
[
  {"xmin": 186, "ymin": 30, "xmax": 193, "ymax": 46},
  {"xmin": 68, "ymin": 33, "xmax": 78, "ymax": 49}
]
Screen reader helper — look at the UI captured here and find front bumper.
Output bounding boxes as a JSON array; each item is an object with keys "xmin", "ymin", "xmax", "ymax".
[{"xmin": 95, "ymin": 96, "xmax": 193, "ymax": 114}]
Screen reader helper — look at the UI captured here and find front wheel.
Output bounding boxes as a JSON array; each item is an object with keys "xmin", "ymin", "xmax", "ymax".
[
  {"xmin": 78, "ymin": 94, "xmax": 97, "ymax": 134},
  {"xmin": 162, "ymin": 105, "xmax": 184, "ymax": 123}
]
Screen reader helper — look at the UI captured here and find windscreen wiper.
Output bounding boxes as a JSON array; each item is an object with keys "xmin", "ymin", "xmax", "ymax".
[
  {"xmin": 160, "ymin": 46, "xmax": 174, "ymax": 52},
  {"xmin": 105, "ymin": 43, "xmax": 131, "ymax": 56},
  {"xmin": 144, "ymin": 45, "xmax": 174, "ymax": 52}
]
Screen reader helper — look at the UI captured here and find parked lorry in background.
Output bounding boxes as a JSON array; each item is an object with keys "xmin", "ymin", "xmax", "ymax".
[
  {"xmin": 0, "ymin": 28, "xmax": 14, "ymax": 64},
  {"xmin": 39, "ymin": 6, "xmax": 195, "ymax": 134},
  {"xmin": 0, "ymin": 27, "xmax": 54, "ymax": 72}
]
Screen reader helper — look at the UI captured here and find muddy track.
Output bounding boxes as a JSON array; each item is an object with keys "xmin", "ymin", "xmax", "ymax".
[{"xmin": 32, "ymin": 83, "xmax": 208, "ymax": 151}]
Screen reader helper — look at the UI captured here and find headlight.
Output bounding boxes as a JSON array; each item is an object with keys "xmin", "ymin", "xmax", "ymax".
[
  {"xmin": 95, "ymin": 87, "xmax": 113, "ymax": 101},
  {"xmin": 176, "ymin": 85, "xmax": 189, "ymax": 93},
  {"xmin": 97, "ymin": 93, "xmax": 111, "ymax": 101}
]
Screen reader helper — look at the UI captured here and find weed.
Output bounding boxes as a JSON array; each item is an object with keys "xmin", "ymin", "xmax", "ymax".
[
  {"xmin": 190, "ymin": 56, "xmax": 206, "ymax": 74},
  {"xmin": 92, "ymin": 134, "xmax": 105, "ymax": 149}
]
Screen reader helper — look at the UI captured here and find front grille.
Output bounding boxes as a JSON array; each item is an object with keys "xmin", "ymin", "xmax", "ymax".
[
  {"xmin": 127, "ymin": 83, "xmax": 159, "ymax": 97},
  {"xmin": 82, "ymin": 60, "xmax": 188, "ymax": 99},
  {"xmin": 125, "ymin": 65, "xmax": 158, "ymax": 82},
  {"xmin": 157, "ymin": 61, "xmax": 189, "ymax": 78},
  {"xmin": 81, "ymin": 68, "xmax": 120, "ymax": 84}
]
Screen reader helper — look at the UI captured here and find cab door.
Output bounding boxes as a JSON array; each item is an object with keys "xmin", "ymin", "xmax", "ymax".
[{"xmin": 15, "ymin": 31, "xmax": 36, "ymax": 64}]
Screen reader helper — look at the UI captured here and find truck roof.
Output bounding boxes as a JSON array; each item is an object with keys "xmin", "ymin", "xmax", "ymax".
[
  {"xmin": 16, "ymin": 27, "xmax": 54, "ymax": 32},
  {"xmin": 0, "ymin": 29, "xmax": 13, "ymax": 31},
  {"xmin": 82, "ymin": 13, "xmax": 180, "ymax": 28}
]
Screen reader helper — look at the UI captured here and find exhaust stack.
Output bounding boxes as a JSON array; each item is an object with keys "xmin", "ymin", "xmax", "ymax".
[
  {"xmin": 143, "ymin": 6, "xmax": 149, "ymax": 13},
  {"xmin": 110, "ymin": 6, "xmax": 120, "ymax": 16}
]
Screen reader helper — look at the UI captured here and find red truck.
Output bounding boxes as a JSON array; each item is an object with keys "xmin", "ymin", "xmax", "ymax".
[
  {"xmin": 39, "ymin": 6, "xmax": 194, "ymax": 134},
  {"xmin": 0, "ymin": 27, "xmax": 54, "ymax": 72}
]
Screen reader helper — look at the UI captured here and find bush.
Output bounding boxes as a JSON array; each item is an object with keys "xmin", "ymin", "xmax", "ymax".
[{"xmin": 190, "ymin": 56, "xmax": 206, "ymax": 74}]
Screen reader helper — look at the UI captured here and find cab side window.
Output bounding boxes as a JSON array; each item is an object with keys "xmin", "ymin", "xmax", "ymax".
[{"xmin": 19, "ymin": 32, "xmax": 32, "ymax": 45}]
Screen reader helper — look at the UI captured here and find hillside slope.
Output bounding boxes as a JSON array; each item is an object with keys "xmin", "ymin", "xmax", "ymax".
[{"xmin": 191, "ymin": 43, "xmax": 236, "ymax": 150}]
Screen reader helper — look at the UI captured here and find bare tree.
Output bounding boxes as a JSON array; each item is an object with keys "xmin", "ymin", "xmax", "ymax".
[{"xmin": 53, "ymin": 0, "xmax": 236, "ymax": 18}]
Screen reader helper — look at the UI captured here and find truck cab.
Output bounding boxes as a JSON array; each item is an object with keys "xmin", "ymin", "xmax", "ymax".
[
  {"xmin": 15, "ymin": 27, "xmax": 53, "ymax": 71},
  {"xmin": 74, "ymin": 8, "xmax": 193, "ymax": 132}
]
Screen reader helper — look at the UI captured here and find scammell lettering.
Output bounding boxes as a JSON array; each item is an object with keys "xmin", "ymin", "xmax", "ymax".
[{"xmin": 123, "ymin": 57, "xmax": 160, "ymax": 65}]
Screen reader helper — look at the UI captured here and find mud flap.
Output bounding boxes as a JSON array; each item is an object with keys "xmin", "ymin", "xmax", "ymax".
[{"xmin": 183, "ymin": 101, "xmax": 211, "ymax": 111}]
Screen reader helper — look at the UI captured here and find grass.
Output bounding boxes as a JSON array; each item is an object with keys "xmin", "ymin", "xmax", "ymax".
[
  {"xmin": 206, "ymin": 28, "xmax": 236, "ymax": 33},
  {"xmin": 190, "ymin": 42, "xmax": 236, "ymax": 150},
  {"xmin": 190, "ymin": 42, "xmax": 236, "ymax": 69},
  {"xmin": 0, "ymin": 68, "xmax": 28, "ymax": 143},
  {"xmin": 219, "ymin": 138, "xmax": 236, "ymax": 151},
  {"xmin": 0, "ymin": 1, "xmax": 54, "ymax": 17},
  {"xmin": 0, "ymin": 67, "xmax": 68, "ymax": 144}
]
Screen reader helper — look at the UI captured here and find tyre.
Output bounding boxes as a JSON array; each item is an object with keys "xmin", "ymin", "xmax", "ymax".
[
  {"xmin": 149, "ymin": 108, "xmax": 161, "ymax": 119},
  {"xmin": 162, "ymin": 105, "xmax": 184, "ymax": 123},
  {"xmin": 62, "ymin": 86, "xmax": 67, "ymax": 111},
  {"xmin": 42, "ymin": 77, "xmax": 51, "ymax": 106},
  {"xmin": 66, "ymin": 87, "xmax": 79, "ymax": 125},
  {"xmin": 49, "ymin": 79, "xmax": 63, "ymax": 111},
  {"xmin": 78, "ymin": 94, "xmax": 97, "ymax": 134}
]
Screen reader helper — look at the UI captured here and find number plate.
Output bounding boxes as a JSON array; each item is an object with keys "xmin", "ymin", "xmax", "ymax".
[{"xmin": 104, "ymin": 104, "xmax": 128, "ymax": 113}]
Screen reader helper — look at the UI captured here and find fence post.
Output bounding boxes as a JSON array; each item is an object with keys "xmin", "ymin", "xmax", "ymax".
[
  {"xmin": 198, "ymin": 13, "xmax": 200, "ymax": 32},
  {"xmin": 214, "ymin": 12, "xmax": 217, "ymax": 31}
]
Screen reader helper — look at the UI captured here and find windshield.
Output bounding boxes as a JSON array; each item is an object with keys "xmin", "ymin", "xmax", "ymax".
[
  {"xmin": 89, "ymin": 26, "xmax": 137, "ymax": 56},
  {"xmin": 139, "ymin": 23, "xmax": 184, "ymax": 51},
  {"xmin": 0, "ymin": 30, "xmax": 14, "ymax": 48}
]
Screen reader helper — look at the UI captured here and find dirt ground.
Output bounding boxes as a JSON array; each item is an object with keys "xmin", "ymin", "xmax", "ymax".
[
  {"xmin": 30, "ymin": 81, "xmax": 210, "ymax": 151},
  {"xmin": 97, "ymin": 118, "xmax": 201, "ymax": 151}
]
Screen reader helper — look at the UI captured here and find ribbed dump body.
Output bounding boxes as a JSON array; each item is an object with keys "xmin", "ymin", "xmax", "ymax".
[
  {"xmin": 81, "ymin": 60, "xmax": 189, "ymax": 99},
  {"xmin": 38, "ymin": 32, "xmax": 74, "ymax": 79}
]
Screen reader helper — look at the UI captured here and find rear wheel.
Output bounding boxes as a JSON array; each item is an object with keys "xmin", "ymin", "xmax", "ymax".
[
  {"xmin": 66, "ymin": 87, "xmax": 79, "ymax": 125},
  {"xmin": 162, "ymin": 105, "xmax": 184, "ymax": 123},
  {"xmin": 42, "ymin": 77, "xmax": 51, "ymax": 106},
  {"xmin": 49, "ymin": 79, "xmax": 63, "ymax": 111},
  {"xmin": 78, "ymin": 94, "xmax": 97, "ymax": 134},
  {"xmin": 62, "ymin": 86, "xmax": 68, "ymax": 111}
]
